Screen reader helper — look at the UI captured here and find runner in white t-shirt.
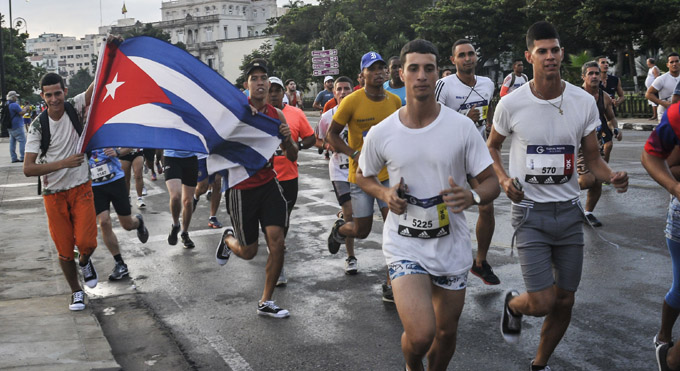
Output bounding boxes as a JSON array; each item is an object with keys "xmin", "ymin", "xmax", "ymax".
[
  {"xmin": 646, "ymin": 58, "xmax": 661, "ymax": 120},
  {"xmin": 316, "ymin": 76, "xmax": 358, "ymax": 274},
  {"xmin": 489, "ymin": 22, "xmax": 629, "ymax": 371},
  {"xmin": 500, "ymin": 59, "xmax": 528, "ymax": 97},
  {"xmin": 357, "ymin": 39, "xmax": 500, "ymax": 371},
  {"xmin": 435, "ymin": 39, "xmax": 501, "ymax": 286},
  {"xmin": 647, "ymin": 53, "xmax": 680, "ymax": 123}
]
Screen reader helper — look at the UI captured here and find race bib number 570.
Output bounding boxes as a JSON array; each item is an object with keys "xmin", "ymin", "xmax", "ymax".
[{"xmin": 524, "ymin": 145, "xmax": 575, "ymax": 185}]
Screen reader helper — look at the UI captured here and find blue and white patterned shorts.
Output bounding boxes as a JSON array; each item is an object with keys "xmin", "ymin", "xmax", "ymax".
[{"xmin": 388, "ymin": 260, "xmax": 468, "ymax": 291}]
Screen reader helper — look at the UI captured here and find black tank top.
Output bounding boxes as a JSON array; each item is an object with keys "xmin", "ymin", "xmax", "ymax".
[{"xmin": 599, "ymin": 74, "xmax": 619, "ymax": 99}]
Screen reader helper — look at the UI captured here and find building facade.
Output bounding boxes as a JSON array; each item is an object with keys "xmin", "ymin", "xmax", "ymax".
[{"xmin": 26, "ymin": 33, "xmax": 106, "ymax": 83}]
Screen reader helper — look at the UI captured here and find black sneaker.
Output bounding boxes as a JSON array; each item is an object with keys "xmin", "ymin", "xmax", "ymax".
[
  {"xmin": 382, "ymin": 283, "xmax": 395, "ymax": 303},
  {"xmin": 657, "ymin": 343, "xmax": 673, "ymax": 371},
  {"xmin": 181, "ymin": 232, "xmax": 195, "ymax": 249},
  {"xmin": 584, "ymin": 213, "xmax": 603, "ymax": 227},
  {"xmin": 216, "ymin": 227, "xmax": 234, "ymax": 266},
  {"xmin": 345, "ymin": 256, "xmax": 358, "ymax": 275},
  {"xmin": 327, "ymin": 219, "xmax": 345, "ymax": 254},
  {"xmin": 501, "ymin": 290, "xmax": 522, "ymax": 343},
  {"xmin": 530, "ymin": 360, "xmax": 551, "ymax": 371},
  {"xmin": 80, "ymin": 258, "xmax": 98, "ymax": 288},
  {"xmin": 168, "ymin": 224, "xmax": 180, "ymax": 245},
  {"xmin": 135, "ymin": 214, "xmax": 149, "ymax": 243},
  {"xmin": 69, "ymin": 290, "xmax": 85, "ymax": 311},
  {"xmin": 470, "ymin": 259, "xmax": 501, "ymax": 285},
  {"xmin": 257, "ymin": 300, "xmax": 290, "ymax": 318},
  {"xmin": 108, "ymin": 262, "xmax": 129, "ymax": 280}
]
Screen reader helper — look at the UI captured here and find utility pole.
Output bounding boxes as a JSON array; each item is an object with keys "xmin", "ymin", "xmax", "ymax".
[{"xmin": 0, "ymin": 12, "xmax": 7, "ymax": 138}]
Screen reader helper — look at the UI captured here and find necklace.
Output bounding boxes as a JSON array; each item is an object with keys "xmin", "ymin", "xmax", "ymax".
[{"xmin": 531, "ymin": 80, "xmax": 565, "ymax": 115}]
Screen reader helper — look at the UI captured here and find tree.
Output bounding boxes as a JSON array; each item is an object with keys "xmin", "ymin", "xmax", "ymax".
[
  {"xmin": 68, "ymin": 68, "xmax": 94, "ymax": 97},
  {"xmin": 235, "ymin": 41, "xmax": 274, "ymax": 88},
  {"xmin": 1, "ymin": 20, "xmax": 45, "ymax": 98}
]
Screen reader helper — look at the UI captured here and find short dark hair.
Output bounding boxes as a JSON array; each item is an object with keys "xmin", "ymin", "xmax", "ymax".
[
  {"xmin": 669, "ymin": 52, "xmax": 680, "ymax": 59},
  {"xmin": 387, "ymin": 56, "xmax": 400, "ymax": 65},
  {"xmin": 334, "ymin": 76, "xmax": 353, "ymax": 87},
  {"xmin": 284, "ymin": 79, "xmax": 295, "ymax": 86},
  {"xmin": 400, "ymin": 39, "xmax": 439, "ymax": 66},
  {"xmin": 40, "ymin": 72, "xmax": 65, "ymax": 90},
  {"xmin": 595, "ymin": 56, "xmax": 608, "ymax": 63},
  {"xmin": 526, "ymin": 21, "xmax": 560, "ymax": 50},
  {"xmin": 513, "ymin": 58, "xmax": 523, "ymax": 64},
  {"xmin": 452, "ymin": 39, "xmax": 472, "ymax": 55},
  {"xmin": 648, "ymin": 58, "xmax": 656, "ymax": 64},
  {"xmin": 581, "ymin": 61, "xmax": 599, "ymax": 76}
]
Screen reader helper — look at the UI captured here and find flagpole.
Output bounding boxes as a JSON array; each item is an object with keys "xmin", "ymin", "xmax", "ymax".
[{"xmin": 100, "ymin": 0, "xmax": 102, "ymax": 27}]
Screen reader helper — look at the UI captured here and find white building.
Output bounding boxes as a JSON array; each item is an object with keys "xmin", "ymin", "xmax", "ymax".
[{"xmin": 25, "ymin": 33, "xmax": 106, "ymax": 83}]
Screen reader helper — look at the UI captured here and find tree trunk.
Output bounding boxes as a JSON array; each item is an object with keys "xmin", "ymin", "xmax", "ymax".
[{"xmin": 616, "ymin": 49, "xmax": 625, "ymax": 76}]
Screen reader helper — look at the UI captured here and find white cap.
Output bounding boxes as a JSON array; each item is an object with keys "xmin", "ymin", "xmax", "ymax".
[
  {"xmin": 268, "ymin": 76, "xmax": 284, "ymax": 88},
  {"xmin": 324, "ymin": 76, "xmax": 334, "ymax": 83}
]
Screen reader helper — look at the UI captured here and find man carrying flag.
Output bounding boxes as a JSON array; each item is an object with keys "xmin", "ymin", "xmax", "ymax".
[{"xmin": 215, "ymin": 58, "xmax": 298, "ymax": 318}]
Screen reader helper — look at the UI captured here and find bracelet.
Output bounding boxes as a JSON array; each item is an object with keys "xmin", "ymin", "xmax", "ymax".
[
  {"xmin": 114, "ymin": 148, "xmax": 120, "ymax": 157},
  {"xmin": 613, "ymin": 128, "xmax": 619, "ymax": 135},
  {"xmin": 350, "ymin": 150, "xmax": 359, "ymax": 159}
]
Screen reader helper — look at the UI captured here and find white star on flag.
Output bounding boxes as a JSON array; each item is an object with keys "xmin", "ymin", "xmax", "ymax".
[{"xmin": 102, "ymin": 73, "xmax": 125, "ymax": 102}]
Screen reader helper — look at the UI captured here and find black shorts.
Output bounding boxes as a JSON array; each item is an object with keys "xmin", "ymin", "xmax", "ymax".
[
  {"xmin": 278, "ymin": 178, "xmax": 298, "ymax": 215},
  {"xmin": 226, "ymin": 179, "xmax": 288, "ymax": 246},
  {"xmin": 93, "ymin": 177, "xmax": 131, "ymax": 216},
  {"xmin": 164, "ymin": 156, "xmax": 198, "ymax": 187},
  {"xmin": 143, "ymin": 148, "xmax": 156, "ymax": 163},
  {"xmin": 119, "ymin": 150, "xmax": 143, "ymax": 162},
  {"xmin": 599, "ymin": 124, "xmax": 614, "ymax": 144}
]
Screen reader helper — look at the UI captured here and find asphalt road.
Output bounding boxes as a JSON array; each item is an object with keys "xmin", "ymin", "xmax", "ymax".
[{"xmin": 6, "ymin": 125, "xmax": 672, "ymax": 370}]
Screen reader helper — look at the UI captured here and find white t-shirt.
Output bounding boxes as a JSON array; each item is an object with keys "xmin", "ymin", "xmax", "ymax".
[
  {"xmin": 493, "ymin": 82, "xmax": 599, "ymax": 203},
  {"xmin": 435, "ymin": 74, "xmax": 495, "ymax": 130},
  {"xmin": 359, "ymin": 105, "xmax": 493, "ymax": 276},
  {"xmin": 317, "ymin": 106, "xmax": 349, "ymax": 182},
  {"xmin": 646, "ymin": 66, "xmax": 660, "ymax": 89},
  {"xmin": 25, "ymin": 93, "xmax": 90, "ymax": 194},
  {"xmin": 502, "ymin": 73, "xmax": 528, "ymax": 94},
  {"xmin": 652, "ymin": 72, "xmax": 680, "ymax": 119}
]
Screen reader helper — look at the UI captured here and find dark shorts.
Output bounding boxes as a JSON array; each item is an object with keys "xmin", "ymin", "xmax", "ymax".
[
  {"xmin": 598, "ymin": 124, "xmax": 614, "ymax": 144},
  {"xmin": 143, "ymin": 148, "xmax": 156, "ymax": 162},
  {"xmin": 93, "ymin": 177, "xmax": 131, "ymax": 216},
  {"xmin": 119, "ymin": 150, "xmax": 143, "ymax": 162},
  {"xmin": 226, "ymin": 178, "xmax": 287, "ymax": 246},
  {"xmin": 197, "ymin": 157, "xmax": 216, "ymax": 184},
  {"xmin": 164, "ymin": 156, "xmax": 198, "ymax": 187},
  {"xmin": 332, "ymin": 180, "xmax": 351, "ymax": 205},
  {"xmin": 278, "ymin": 178, "xmax": 298, "ymax": 215}
]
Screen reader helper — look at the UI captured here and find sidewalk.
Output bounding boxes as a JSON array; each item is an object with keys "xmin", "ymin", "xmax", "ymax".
[
  {"xmin": 618, "ymin": 116, "xmax": 658, "ymax": 131},
  {"xmin": 0, "ymin": 137, "xmax": 120, "ymax": 370}
]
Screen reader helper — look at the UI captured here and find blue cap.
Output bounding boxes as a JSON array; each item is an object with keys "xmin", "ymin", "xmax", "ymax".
[{"xmin": 360, "ymin": 51, "xmax": 385, "ymax": 70}]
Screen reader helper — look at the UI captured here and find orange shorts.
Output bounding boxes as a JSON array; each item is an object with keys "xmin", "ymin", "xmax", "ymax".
[{"xmin": 43, "ymin": 181, "xmax": 98, "ymax": 261}]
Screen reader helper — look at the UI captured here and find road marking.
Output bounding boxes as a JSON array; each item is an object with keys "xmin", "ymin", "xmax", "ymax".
[
  {"xmin": 206, "ymin": 336, "xmax": 254, "ymax": 371},
  {"xmin": 0, "ymin": 182, "xmax": 35, "ymax": 188},
  {"xmin": 2, "ymin": 195, "xmax": 42, "ymax": 202}
]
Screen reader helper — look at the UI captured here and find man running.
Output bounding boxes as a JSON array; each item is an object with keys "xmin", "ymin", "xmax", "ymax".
[
  {"xmin": 489, "ymin": 21, "xmax": 628, "ymax": 371},
  {"xmin": 313, "ymin": 76, "xmax": 335, "ymax": 111},
  {"xmin": 164, "ymin": 148, "xmax": 198, "ymax": 249},
  {"xmin": 357, "ymin": 39, "xmax": 499, "ymax": 371},
  {"xmin": 383, "ymin": 56, "xmax": 406, "ymax": 105},
  {"xmin": 23, "ymin": 73, "xmax": 99, "ymax": 311},
  {"xmin": 596, "ymin": 56, "xmax": 625, "ymax": 163},
  {"xmin": 577, "ymin": 61, "xmax": 621, "ymax": 227},
  {"xmin": 326, "ymin": 51, "xmax": 402, "ymax": 302},
  {"xmin": 215, "ymin": 58, "xmax": 298, "ymax": 318},
  {"xmin": 435, "ymin": 39, "xmax": 500, "ymax": 285},
  {"xmin": 647, "ymin": 53, "xmax": 680, "ymax": 124},
  {"xmin": 316, "ymin": 76, "xmax": 358, "ymax": 274},
  {"xmin": 283, "ymin": 79, "xmax": 303, "ymax": 109},
  {"xmin": 193, "ymin": 153, "xmax": 224, "ymax": 229},
  {"xmin": 89, "ymin": 148, "xmax": 149, "ymax": 280},
  {"xmin": 500, "ymin": 59, "xmax": 529, "ymax": 97}
]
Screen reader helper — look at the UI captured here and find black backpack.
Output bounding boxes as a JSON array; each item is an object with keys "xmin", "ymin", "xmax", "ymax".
[
  {"xmin": 1, "ymin": 100, "xmax": 15, "ymax": 130},
  {"xmin": 37, "ymin": 102, "xmax": 83, "ymax": 195}
]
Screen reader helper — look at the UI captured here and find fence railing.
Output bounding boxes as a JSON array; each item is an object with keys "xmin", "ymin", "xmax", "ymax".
[{"xmin": 490, "ymin": 92, "xmax": 653, "ymax": 118}]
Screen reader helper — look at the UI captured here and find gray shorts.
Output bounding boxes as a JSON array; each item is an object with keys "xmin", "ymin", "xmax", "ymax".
[
  {"xmin": 511, "ymin": 199, "xmax": 584, "ymax": 292},
  {"xmin": 350, "ymin": 180, "xmax": 389, "ymax": 218}
]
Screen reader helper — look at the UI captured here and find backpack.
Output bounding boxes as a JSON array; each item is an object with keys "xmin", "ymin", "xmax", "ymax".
[
  {"xmin": 1, "ymin": 100, "xmax": 15, "ymax": 130},
  {"xmin": 509, "ymin": 73, "xmax": 529, "ymax": 89},
  {"xmin": 36, "ymin": 101, "xmax": 83, "ymax": 195}
]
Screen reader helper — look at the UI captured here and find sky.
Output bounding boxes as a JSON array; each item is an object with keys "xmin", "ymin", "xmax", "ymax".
[{"xmin": 0, "ymin": 0, "xmax": 315, "ymax": 39}]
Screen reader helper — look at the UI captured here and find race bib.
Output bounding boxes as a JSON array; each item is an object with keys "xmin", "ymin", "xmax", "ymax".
[
  {"xmin": 338, "ymin": 153, "xmax": 349, "ymax": 169},
  {"xmin": 524, "ymin": 145, "xmax": 575, "ymax": 185},
  {"xmin": 398, "ymin": 194, "xmax": 450, "ymax": 239},
  {"xmin": 90, "ymin": 162, "xmax": 113, "ymax": 182}
]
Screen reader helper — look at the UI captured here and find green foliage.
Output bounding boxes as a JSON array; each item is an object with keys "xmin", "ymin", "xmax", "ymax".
[
  {"xmin": 1, "ymin": 23, "xmax": 44, "ymax": 98},
  {"xmin": 563, "ymin": 51, "xmax": 593, "ymax": 85},
  {"xmin": 68, "ymin": 68, "xmax": 94, "ymax": 98},
  {"xmin": 235, "ymin": 41, "xmax": 273, "ymax": 88}
]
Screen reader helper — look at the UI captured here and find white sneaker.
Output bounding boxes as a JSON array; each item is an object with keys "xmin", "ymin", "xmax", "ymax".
[
  {"xmin": 276, "ymin": 267, "xmax": 288, "ymax": 286},
  {"xmin": 137, "ymin": 197, "xmax": 146, "ymax": 208},
  {"xmin": 69, "ymin": 291, "xmax": 85, "ymax": 311},
  {"xmin": 142, "ymin": 186, "xmax": 148, "ymax": 196}
]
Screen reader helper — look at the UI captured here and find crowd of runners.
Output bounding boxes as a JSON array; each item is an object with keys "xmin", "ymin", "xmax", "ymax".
[{"xmin": 17, "ymin": 20, "xmax": 680, "ymax": 371}]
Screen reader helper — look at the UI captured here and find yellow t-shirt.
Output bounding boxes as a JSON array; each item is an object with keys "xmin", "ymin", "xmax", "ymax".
[{"xmin": 333, "ymin": 88, "xmax": 401, "ymax": 183}]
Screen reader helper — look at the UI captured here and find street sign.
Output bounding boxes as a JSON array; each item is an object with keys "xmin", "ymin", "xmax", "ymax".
[
  {"xmin": 311, "ymin": 49, "xmax": 338, "ymax": 57},
  {"xmin": 312, "ymin": 62, "xmax": 340, "ymax": 69},
  {"xmin": 312, "ymin": 56, "xmax": 339, "ymax": 63},
  {"xmin": 313, "ymin": 68, "xmax": 340, "ymax": 76}
]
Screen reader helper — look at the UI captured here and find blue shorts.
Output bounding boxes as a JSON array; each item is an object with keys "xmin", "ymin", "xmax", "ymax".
[
  {"xmin": 197, "ymin": 157, "xmax": 216, "ymax": 184},
  {"xmin": 350, "ymin": 179, "xmax": 388, "ymax": 218},
  {"xmin": 666, "ymin": 196, "xmax": 680, "ymax": 242},
  {"xmin": 388, "ymin": 260, "xmax": 468, "ymax": 291}
]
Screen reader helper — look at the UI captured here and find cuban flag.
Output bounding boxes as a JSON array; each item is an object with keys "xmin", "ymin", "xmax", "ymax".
[{"xmin": 79, "ymin": 36, "xmax": 283, "ymax": 188}]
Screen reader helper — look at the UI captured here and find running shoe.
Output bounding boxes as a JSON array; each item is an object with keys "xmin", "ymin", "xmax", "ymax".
[
  {"xmin": 108, "ymin": 262, "xmax": 129, "ymax": 280},
  {"xmin": 136, "ymin": 197, "xmax": 146, "ymax": 209},
  {"xmin": 654, "ymin": 334, "xmax": 672, "ymax": 348},
  {"xmin": 193, "ymin": 195, "xmax": 199, "ymax": 210},
  {"xmin": 206, "ymin": 190, "xmax": 212, "ymax": 201},
  {"xmin": 657, "ymin": 343, "xmax": 673, "ymax": 371},
  {"xmin": 143, "ymin": 164, "xmax": 149, "ymax": 174},
  {"xmin": 151, "ymin": 173, "xmax": 157, "ymax": 181},
  {"xmin": 584, "ymin": 213, "xmax": 603, "ymax": 227},
  {"xmin": 142, "ymin": 186, "xmax": 148, "ymax": 196},
  {"xmin": 168, "ymin": 224, "xmax": 181, "ymax": 245},
  {"xmin": 345, "ymin": 256, "xmax": 358, "ymax": 275},
  {"xmin": 327, "ymin": 218, "xmax": 345, "ymax": 254},
  {"xmin": 257, "ymin": 300, "xmax": 290, "ymax": 318},
  {"xmin": 382, "ymin": 283, "xmax": 395, "ymax": 303},
  {"xmin": 181, "ymin": 232, "xmax": 195, "ymax": 249},
  {"xmin": 470, "ymin": 259, "xmax": 501, "ymax": 285},
  {"xmin": 530, "ymin": 360, "xmax": 551, "ymax": 371},
  {"xmin": 208, "ymin": 216, "xmax": 223, "ymax": 229},
  {"xmin": 216, "ymin": 227, "xmax": 233, "ymax": 266},
  {"xmin": 135, "ymin": 214, "xmax": 149, "ymax": 243},
  {"xmin": 501, "ymin": 290, "xmax": 522, "ymax": 344},
  {"xmin": 156, "ymin": 161, "xmax": 163, "ymax": 174},
  {"xmin": 276, "ymin": 267, "xmax": 288, "ymax": 286},
  {"xmin": 69, "ymin": 290, "xmax": 85, "ymax": 311},
  {"xmin": 80, "ymin": 259, "xmax": 98, "ymax": 288}
]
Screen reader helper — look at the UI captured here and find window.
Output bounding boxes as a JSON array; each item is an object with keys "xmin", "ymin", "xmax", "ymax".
[
  {"xmin": 237, "ymin": 26, "xmax": 241, "ymax": 38},
  {"xmin": 207, "ymin": 57, "xmax": 214, "ymax": 69},
  {"xmin": 222, "ymin": 5, "xmax": 226, "ymax": 14},
  {"xmin": 253, "ymin": 9, "xmax": 257, "ymax": 18},
  {"xmin": 75, "ymin": 54, "xmax": 81, "ymax": 58},
  {"xmin": 75, "ymin": 45, "xmax": 81, "ymax": 49},
  {"xmin": 177, "ymin": 30, "xmax": 185, "ymax": 43},
  {"xmin": 205, "ymin": 27, "xmax": 213, "ymax": 42},
  {"xmin": 229, "ymin": 5, "xmax": 233, "ymax": 14},
  {"xmin": 188, "ymin": 29, "xmax": 194, "ymax": 44},
  {"xmin": 66, "ymin": 46, "xmax": 73, "ymax": 50}
]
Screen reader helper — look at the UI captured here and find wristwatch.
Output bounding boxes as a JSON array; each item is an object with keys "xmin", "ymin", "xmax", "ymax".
[{"xmin": 470, "ymin": 189, "xmax": 481, "ymax": 205}]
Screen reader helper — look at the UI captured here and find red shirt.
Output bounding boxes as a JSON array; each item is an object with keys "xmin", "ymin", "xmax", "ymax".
[
  {"xmin": 232, "ymin": 101, "xmax": 278, "ymax": 190},
  {"xmin": 273, "ymin": 104, "xmax": 315, "ymax": 181},
  {"xmin": 322, "ymin": 98, "xmax": 338, "ymax": 113}
]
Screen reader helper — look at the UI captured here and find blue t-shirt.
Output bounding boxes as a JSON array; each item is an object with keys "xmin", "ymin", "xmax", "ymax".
[
  {"xmin": 9, "ymin": 101, "xmax": 23, "ymax": 129},
  {"xmin": 164, "ymin": 149, "xmax": 196, "ymax": 158},
  {"xmin": 383, "ymin": 81, "xmax": 406, "ymax": 106},
  {"xmin": 314, "ymin": 90, "xmax": 334, "ymax": 107},
  {"xmin": 89, "ymin": 149, "xmax": 125, "ymax": 186}
]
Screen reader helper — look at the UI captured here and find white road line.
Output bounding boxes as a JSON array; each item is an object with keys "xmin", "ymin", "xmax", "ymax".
[
  {"xmin": 205, "ymin": 336, "xmax": 254, "ymax": 371},
  {"xmin": 0, "ymin": 182, "xmax": 35, "ymax": 188},
  {"xmin": 2, "ymin": 195, "xmax": 42, "ymax": 202}
]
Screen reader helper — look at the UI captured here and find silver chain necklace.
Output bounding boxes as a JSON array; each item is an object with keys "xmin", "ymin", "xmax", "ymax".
[{"xmin": 531, "ymin": 80, "xmax": 565, "ymax": 115}]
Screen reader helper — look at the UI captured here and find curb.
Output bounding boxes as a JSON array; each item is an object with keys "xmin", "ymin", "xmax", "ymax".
[{"xmin": 620, "ymin": 122, "xmax": 656, "ymax": 131}]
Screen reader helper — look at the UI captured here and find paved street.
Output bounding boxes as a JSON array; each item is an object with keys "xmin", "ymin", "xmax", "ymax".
[{"xmin": 0, "ymin": 120, "xmax": 673, "ymax": 370}]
